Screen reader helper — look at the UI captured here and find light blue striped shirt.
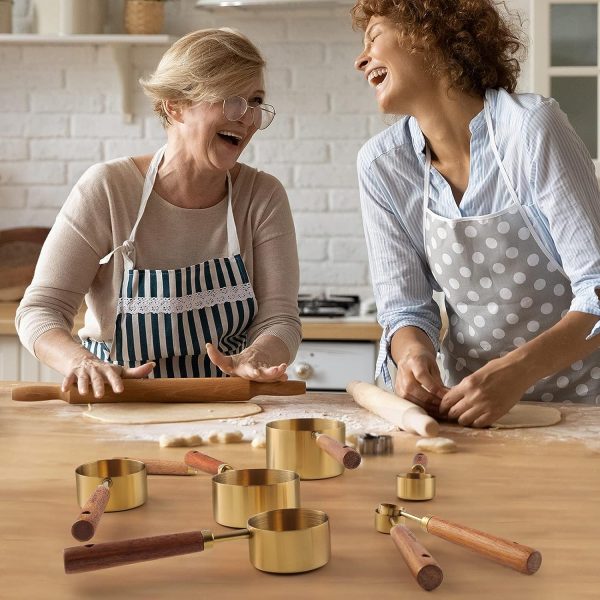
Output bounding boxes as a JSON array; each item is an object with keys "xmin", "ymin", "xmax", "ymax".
[{"xmin": 357, "ymin": 88, "xmax": 600, "ymax": 381}]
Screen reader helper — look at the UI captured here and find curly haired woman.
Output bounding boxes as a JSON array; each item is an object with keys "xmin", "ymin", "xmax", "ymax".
[{"xmin": 353, "ymin": 0, "xmax": 600, "ymax": 426}]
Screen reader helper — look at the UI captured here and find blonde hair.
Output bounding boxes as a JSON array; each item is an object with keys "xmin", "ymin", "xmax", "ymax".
[{"xmin": 140, "ymin": 28, "xmax": 266, "ymax": 127}]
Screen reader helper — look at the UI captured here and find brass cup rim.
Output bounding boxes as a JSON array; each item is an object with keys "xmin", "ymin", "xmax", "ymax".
[
  {"xmin": 266, "ymin": 417, "xmax": 344, "ymax": 432},
  {"xmin": 248, "ymin": 507, "xmax": 329, "ymax": 532},
  {"xmin": 213, "ymin": 468, "xmax": 300, "ymax": 487},
  {"xmin": 400, "ymin": 472, "xmax": 435, "ymax": 481},
  {"xmin": 75, "ymin": 458, "xmax": 146, "ymax": 479}
]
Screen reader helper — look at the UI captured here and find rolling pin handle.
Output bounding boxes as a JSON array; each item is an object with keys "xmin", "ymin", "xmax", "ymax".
[
  {"xmin": 425, "ymin": 516, "xmax": 542, "ymax": 575},
  {"xmin": 64, "ymin": 530, "xmax": 207, "ymax": 573},
  {"xmin": 184, "ymin": 450, "xmax": 228, "ymax": 475},
  {"xmin": 314, "ymin": 433, "xmax": 362, "ymax": 469},
  {"xmin": 390, "ymin": 524, "xmax": 443, "ymax": 591},
  {"xmin": 71, "ymin": 481, "xmax": 111, "ymax": 542}
]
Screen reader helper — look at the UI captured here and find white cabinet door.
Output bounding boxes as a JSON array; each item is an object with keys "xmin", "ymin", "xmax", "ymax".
[
  {"xmin": 288, "ymin": 341, "xmax": 377, "ymax": 391},
  {"xmin": 19, "ymin": 346, "xmax": 63, "ymax": 383},
  {"xmin": 0, "ymin": 336, "xmax": 20, "ymax": 381}
]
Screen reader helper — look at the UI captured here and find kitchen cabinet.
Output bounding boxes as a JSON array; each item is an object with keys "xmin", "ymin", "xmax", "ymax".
[
  {"xmin": 0, "ymin": 33, "xmax": 173, "ymax": 121},
  {"xmin": 0, "ymin": 334, "xmax": 63, "ymax": 382}
]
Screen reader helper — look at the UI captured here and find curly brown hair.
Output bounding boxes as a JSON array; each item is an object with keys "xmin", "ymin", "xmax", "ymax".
[{"xmin": 351, "ymin": 0, "xmax": 526, "ymax": 95}]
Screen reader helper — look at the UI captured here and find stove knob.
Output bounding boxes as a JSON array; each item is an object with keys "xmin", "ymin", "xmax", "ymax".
[{"xmin": 294, "ymin": 362, "xmax": 313, "ymax": 380}]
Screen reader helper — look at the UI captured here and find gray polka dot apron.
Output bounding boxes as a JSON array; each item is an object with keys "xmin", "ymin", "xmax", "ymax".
[
  {"xmin": 424, "ymin": 102, "xmax": 600, "ymax": 403},
  {"xmin": 83, "ymin": 145, "xmax": 257, "ymax": 378}
]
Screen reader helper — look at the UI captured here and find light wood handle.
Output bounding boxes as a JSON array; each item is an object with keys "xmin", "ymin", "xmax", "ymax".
[
  {"xmin": 390, "ymin": 524, "xmax": 443, "ymax": 591},
  {"xmin": 426, "ymin": 516, "xmax": 542, "ymax": 575},
  {"xmin": 11, "ymin": 384, "xmax": 68, "ymax": 403},
  {"xmin": 137, "ymin": 459, "xmax": 193, "ymax": 476},
  {"xmin": 346, "ymin": 381, "xmax": 439, "ymax": 437},
  {"xmin": 184, "ymin": 450, "xmax": 227, "ymax": 475},
  {"xmin": 315, "ymin": 433, "xmax": 362, "ymax": 469},
  {"xmin": 12, "ymin": 378, "xmax": 306, "ymax": 404},
  {"xmin": 71, "ymin": 484, "xmax": 110, "ymax": 542},
  {"xmin": 64, "ymin": 530, "xmax": 206, "ymax": 573}
]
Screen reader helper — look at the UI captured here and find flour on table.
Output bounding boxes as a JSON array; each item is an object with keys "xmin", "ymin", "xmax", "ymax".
[
  {"xmin": 251, "ymin": 434, "xmax": 266, "ymax": 448},
  {"xmin": 82, "ymin": 402, "xmax": 262, "ymax": 424}
]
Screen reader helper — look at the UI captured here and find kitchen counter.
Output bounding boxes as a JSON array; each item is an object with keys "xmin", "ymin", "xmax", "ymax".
[
  {"xmin": 0, "ymin": 302, "xmax": 382, "ymax": 341},
  {"xmin": 1, "ymin": 382, "xmax": 599, "ymax": 600}
]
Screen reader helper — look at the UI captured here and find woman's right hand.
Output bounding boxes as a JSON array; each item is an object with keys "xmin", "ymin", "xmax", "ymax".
[
  {"xmin": 391, "ymin": 327, "xmax": 448, "ymax": 417},
  {"xmin": 61, "ymin": 355, "xmax": 155, "ymax": 399}
]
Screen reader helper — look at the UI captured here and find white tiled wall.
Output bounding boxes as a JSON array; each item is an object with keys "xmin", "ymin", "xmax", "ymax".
[{"xmin": 0, "ymin": 0, "xmax": 531, "ymax": 297}]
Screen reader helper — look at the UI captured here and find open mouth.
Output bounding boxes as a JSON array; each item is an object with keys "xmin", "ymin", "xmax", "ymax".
[
  {"xmin": 217, "ymin": 130, "xmax": 243, "ymax": 146},
  {"xmin": 367, "ymin": 67, "xmax": 388, "ymax": 88}
]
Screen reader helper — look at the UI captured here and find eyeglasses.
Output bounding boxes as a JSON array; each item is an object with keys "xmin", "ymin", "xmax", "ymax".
[{"xmin": 222, "ymin": 96, "xmax": 276, "ymax": 130}]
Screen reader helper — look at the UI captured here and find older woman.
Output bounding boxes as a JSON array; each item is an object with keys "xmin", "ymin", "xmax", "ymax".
[
  {"xmin": 16, "ymin": 28, "xmax": 301, "ymax": 398},
  {"xmin": 352, "ymin": 0, "xmax": 600, "ymax": 426}
]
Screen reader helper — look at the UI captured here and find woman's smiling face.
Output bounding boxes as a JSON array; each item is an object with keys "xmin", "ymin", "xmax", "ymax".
[
  {"xmin": 355, "ymin": 15, "xmax": 432, "ymax": 115},
  {"xmin": 175, "ymin": 75, "xmax": 265, "ymax": 173}
]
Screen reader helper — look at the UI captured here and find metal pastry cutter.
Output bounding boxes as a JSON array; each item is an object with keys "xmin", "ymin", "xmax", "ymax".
[{"xmin": 357, "ymin": 433, "xmax": 393, "ymax": 455}]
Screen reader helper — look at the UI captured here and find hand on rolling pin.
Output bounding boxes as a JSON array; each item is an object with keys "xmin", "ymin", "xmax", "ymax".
[
  {"xmin": 440, "ymin": 358, "xmax": 528, "ymax": 427},
  {"xmin": 206, "ymin": 340, "xmax": 288, "ymax": 383},
  {"xmin": 62, "ymin": 353, "xmax": 155, "ymax": 399},
  {"xmin": 391, "ymin": 327, "xmax": 449, "ymax": 418}
]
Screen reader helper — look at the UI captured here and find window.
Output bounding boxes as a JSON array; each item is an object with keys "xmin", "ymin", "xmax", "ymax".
[{"xmin": 533, "ymin": 0, "xmax": 600, "ymax": 161}]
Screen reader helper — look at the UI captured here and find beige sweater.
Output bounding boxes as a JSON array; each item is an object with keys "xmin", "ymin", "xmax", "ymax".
[{"xmin": 16, "ymin": 157, "xmax": 302, "ymax": 362}]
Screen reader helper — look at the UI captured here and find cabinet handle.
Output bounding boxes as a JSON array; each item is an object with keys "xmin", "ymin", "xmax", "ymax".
[{"xmin": 294, "ymin": 362, "xmax": 313, "ymax": 380}]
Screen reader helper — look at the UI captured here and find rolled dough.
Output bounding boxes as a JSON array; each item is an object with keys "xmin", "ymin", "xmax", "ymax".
[
  {"xmin": 82, "ymin": 402, "xmax": 262, "ymax": 424},
  {"xmin": 491, "ymin": 404, "xmax": 561, "ymax": 429}
]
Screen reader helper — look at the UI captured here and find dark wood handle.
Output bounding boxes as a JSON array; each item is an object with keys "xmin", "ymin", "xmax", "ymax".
[
  {"xmin": 71, "ymin": 484, "xmax": 110, "ymax": 542},
  {"xmin": 390, "ymin": 525, "xmax": 443, "ymax": 591},
  {"xmin": 315, "ymin": 434, "xmax": 362, "ymax": 469},
  {"xmin": 184, "ymin": 450, "xmax": 227, "ymax": 475},
  {"xmin": 413, "ymin": 453, "xmax": 428, "ymax": 470},
  {"xmin": 427, "ymin": 516, "xmax": 542, "ymax": 575},
  {"xmin": 64, "ymin": 530, "xmax": 206, "ymax": 573},
  {"xmin": 135, "ymin": 459, "xmax": 193, "ymax": 476}
]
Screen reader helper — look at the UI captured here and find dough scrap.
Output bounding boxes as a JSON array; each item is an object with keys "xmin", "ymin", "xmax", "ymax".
[
  {"xmin": 159, "ymin": 434, "xmax": 203, "ymax": 448},
  {"xmin": 207, "ymin": 430, "xmax": 219, "ymax": 443},
  {"xmin": 492, "ymin": 404, "xmax": 561, "ymax": 429},
  {"xmin": 416, "ymin": 437, "xmax": 458, "ymax": 454},
  {"xmin": 217, "ymin": 430, "xmax": 243, "ymax": 443},
  {"xmin": 82, "ymin": 402, "xmax": 262, "ymax": 424},
  {"xmin": 251, "ymin": 434, "xmax": 266, "ymax": 448}
]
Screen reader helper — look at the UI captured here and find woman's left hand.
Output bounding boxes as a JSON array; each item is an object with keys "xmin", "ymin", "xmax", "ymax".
[
  {"xmin": 206, "ymin": 342, "xmax": 288, "ymax": 382},
  {"xmin": 439, "ymin": 358, "xmax": 530, "ymax": 427}
]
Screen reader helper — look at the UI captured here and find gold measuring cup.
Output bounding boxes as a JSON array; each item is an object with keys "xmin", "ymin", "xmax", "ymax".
[
  {"xmin": 184, "ymin": 450, "xmax": 300, "ymax": 528},
  {"xmin": 375, "ymin": 502, "xmax": 443, "ymax": 591},
  {"xmin": 64, "ymin": 507, "xmax": 330, "ymax": 574},
  {"xmin": 397, "ymin": 453, "xmax": 436, "ymax": 501},
  {"xmin": 266, "ymin": 417, "xmax": 362, "ymax": 479},
  {"xmin": 72, "ymin": 458, "xmax": 195, "ymax": 542},
  {"xmin": 374, "ymin": 503, "xmax": 542, "ymax": 575}
]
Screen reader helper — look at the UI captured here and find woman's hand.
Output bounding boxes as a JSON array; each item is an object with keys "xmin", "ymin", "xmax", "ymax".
[
  {"xmin": 206, "ymin": 342, "xmax": 288, "ymax": 382},
  {"xmin": 394, "ymin": 349, "xmax": 448, "ymax": 417},
  {"xmin": 439, "ymin": 358, "xmax": 529, "ymax": 427},
  {"xmin": 62, "ymin": 355, "xmax": 155, "ymax": 398}
]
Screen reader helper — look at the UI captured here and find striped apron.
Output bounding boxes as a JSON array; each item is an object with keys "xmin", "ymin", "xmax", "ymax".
[{"xmin": 83, "ymin": 145, "xmax": 257, "ymax": 378}]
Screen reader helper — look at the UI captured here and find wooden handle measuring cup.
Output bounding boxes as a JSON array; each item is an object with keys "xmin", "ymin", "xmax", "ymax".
[{"xmin": 71, "ymin": 480, "xmax": 111, "ymax": 542}]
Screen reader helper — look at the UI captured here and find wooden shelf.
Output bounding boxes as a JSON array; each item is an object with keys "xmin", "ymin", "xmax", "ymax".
[{"xmin": 0, "ymin": 34, "xmax": 175, "ymax": 122}]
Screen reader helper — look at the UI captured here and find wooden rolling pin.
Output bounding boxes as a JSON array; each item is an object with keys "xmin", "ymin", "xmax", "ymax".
[
  {"xmin": 11, "ymin": 378, "xmax": 306, "ymax": 404},
  {"xmin": 346, "ymin": 380, "xmax": 439, "ymax": 437}
]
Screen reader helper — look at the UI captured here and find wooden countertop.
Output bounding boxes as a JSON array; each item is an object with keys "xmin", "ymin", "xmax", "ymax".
[
  {"xmin": 0, "ymin": 302, "xmax": 382, "ymax": 341},
  {"xmin": 2, "ymin": 383, "xmax": 599, "ymax": 599}
]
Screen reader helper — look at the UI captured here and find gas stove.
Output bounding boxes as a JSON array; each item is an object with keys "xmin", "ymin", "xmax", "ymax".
[{"xmin": 298, "ymin": 294, "xmax": 361, "ymax": 318}]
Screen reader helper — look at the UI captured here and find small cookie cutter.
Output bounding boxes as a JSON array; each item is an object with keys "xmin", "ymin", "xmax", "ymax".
[
  {"xmin": 397, "ymin": 453, "xmax": 435, "ymax": 501},
  {"xmin": 357, "ymin": 433, "xmax": 393, "ymax": 455}
]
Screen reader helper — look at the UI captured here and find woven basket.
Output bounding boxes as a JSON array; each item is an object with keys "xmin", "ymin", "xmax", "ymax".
[{"xmin": 124, "ymin": 0, "xmax": 164, "ymax": 35}]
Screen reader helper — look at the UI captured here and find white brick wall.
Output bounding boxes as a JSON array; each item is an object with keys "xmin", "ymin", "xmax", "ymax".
[{"xmin": 0, "ymin": 1, "xmax": 531, "ymax": 297}]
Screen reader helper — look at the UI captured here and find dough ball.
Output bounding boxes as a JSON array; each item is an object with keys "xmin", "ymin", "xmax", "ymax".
[
  {"xmin": 416, "ymin": 437, "xmax": 457, "ymax": 454},
  {"xmin": 251, "ymin": 434, "xmax": 266, "ymax": 449},
  {"xmin": 159, "ymin": 434, "xmax": 203, "ymax": 448},
  {"xmin": 217, "ymin": 430, "xmax": 244, "ymax": 444},
  {"xmin": 207, "ymin": 430, "xmax": 220, "ymax": 443}
]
